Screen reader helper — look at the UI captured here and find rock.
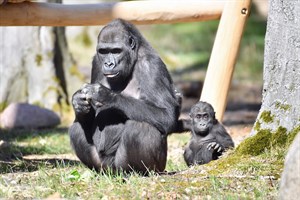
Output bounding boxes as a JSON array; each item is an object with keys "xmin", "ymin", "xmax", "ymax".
[
  {"xmin": 0, "ymin": 103, "xmax": 60, "ymax": 129},
  {"xmin": 279, "ymin": 133, "xmax": 300, "ymax": 200},
  {"xmin": 0, "ymin": 140, "xmax": 10, "ymax": 149}
]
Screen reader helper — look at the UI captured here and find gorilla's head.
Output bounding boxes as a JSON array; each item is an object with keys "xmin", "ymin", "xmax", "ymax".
[
  {"xmin": 190, "ymin": 101, "xmax": 216, "ymax": 135},
  {"xmin": 96, "ymin": 19, "xmax": 142, "ymax": 82}
]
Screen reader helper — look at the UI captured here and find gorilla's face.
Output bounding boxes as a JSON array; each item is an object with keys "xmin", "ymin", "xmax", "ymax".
[
  {"xmin": 190, "ymin": 102, "xmax": 216, "ymax": 135},
  {"xmin": 96, "ymin": 26, "xmax": 137, "ymax": 82}
]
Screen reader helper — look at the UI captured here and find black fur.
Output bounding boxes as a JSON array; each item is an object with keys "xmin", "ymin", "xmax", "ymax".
[
  {"xmin": 69, "ymin": 19, "xmax": 180, "ymax": 174},
  {"xmin": 184, "ymin": 101, "xmax": 234, "ymax": 166}
]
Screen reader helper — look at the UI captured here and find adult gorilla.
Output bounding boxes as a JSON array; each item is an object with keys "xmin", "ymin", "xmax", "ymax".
[{"xmin": 69, "ymin": 19, "xmax": 180, "ymax": 174}]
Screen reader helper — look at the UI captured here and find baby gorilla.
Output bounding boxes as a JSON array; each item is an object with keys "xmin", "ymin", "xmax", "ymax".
[{"xmin": 184, "ymin": 101, "xmax": 234, "ymax": 166}]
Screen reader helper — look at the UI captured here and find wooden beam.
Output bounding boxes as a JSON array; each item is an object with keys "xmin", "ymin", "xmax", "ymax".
[
  {"xmin": 0, "ymin": 1, "xmax": 224, "ymax": 26},
  {"xmin": 200, "ymin": 0, "xmax": 252, "ymax": 121}
]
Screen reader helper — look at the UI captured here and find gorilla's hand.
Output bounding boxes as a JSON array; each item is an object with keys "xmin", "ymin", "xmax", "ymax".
[
  {"xmin": 72, "ymin": 84, "xmax": 93, "ymax": 115},
  {"xmin": 207, "ymin": 142, "xmax": 223, "ymax": 153},
  {"xmin": 89, "ymin": 83, "xmax": 115, "ymax": 107},
  {"xmin": 72, "ymin": 83, "xmax": 113, "ymax": 115}
]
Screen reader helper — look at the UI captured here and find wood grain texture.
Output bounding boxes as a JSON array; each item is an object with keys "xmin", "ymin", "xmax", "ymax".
[
  {"xmin": 0, "ymin": 1, "xmax": 224, "ymax": 26},
  {"xmin": 200, "ymin": 0, "xmax": 252, "ymax": 121}
]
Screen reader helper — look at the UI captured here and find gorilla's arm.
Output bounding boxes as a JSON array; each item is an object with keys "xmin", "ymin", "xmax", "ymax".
[
  {"xmin": 92, "ymin": 84, "xmax": 178, "ymax": 134},
  {"xmin": 171, "ymin": 119, "xmax": 192, "ymax": 134},
  {"xmin": 213, "ymin": 123, "xmax": 235, "ymax": 150},
  {"xmin": 90, "ymin": 56, "xmax": 179, "ymax": 134},
  {"xmin": 87, "ymin": 46, "xmax": 182, "ymax": 134},
  {"xmin": 183, "ymin": 146, "xmax": 194, "ymax": 166}
]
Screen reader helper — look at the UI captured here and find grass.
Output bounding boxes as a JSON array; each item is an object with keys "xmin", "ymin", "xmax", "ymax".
[{"xmin": 0, "ymin": 128, "xmax": 288, "ymax": 199}]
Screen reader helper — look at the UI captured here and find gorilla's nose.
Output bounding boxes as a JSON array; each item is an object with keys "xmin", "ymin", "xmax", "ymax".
[{"xmin": 105, "ymin": 62, "xmax": 115, "ymax": 69}]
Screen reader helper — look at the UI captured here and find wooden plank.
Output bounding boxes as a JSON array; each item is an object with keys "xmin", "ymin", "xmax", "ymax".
[
  {"xmin": 200, "ymin": 0, "xmax": 252, "ymax": 121},
  {"xmin": 0, "ymin": 1, "xmax": 224, "ymax": 26}
]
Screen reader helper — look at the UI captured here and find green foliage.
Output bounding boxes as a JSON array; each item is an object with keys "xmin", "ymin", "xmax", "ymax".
[
  {"xmin": 31, "ymin": 101, "xmax": 43, "ymax": 108},
  {"xmin": 68, "ymin": 65, "xmax": 85, "ymax": 81},
  {"xmin": 67, "ymin": 11, "xmax": 265, "ymax": 84},
  {"xmin": 75, "ymin": 27, "xmax": 92, "ymax": 48},
  {"xmin": 0, "ymin": 101, "xmax": 8, "ymax": 113},
  {"xmin": 145, "ymin": 21, "xmax": 219, "ymax": 53},
  {"xmin": 142, "ymin": 21, "xmax": 218, "ymax": 71},
  {"xmin": 35, "ymin": 54, "xmax": 43, "ymax": 66},
  {"xmin": 139, "ymin": 13, "xmax": 266, "ymax": 82}
]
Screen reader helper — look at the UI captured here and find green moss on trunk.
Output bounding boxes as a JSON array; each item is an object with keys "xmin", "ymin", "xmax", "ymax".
[
  {"xmin": 236, "ymin": 129, "xmax": 272, "ymax": 156},
  {"xmin": 236, "ymin": 125, "xmax": 300, "ymax": 156},
  {"xmin": 253, "ymin": 121, "xmax": 261, "ymax": 131},
  {"xmin": 271, "ymin": 127, "xmax": 287, "ymax": 147},
  {"xmin": 275, "ymin": 101, "xmax": 292, "ymax": 111},
  {"xmin": 287, "ymin": 126, "xmax": 300, "ymax": 144},
  {"xmin": 259, "ymin": 111, "xmax": 274, "ymax": 123}
]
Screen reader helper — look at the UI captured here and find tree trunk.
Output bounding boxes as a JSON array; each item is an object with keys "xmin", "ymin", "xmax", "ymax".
[
  {"xmin": 252, "ymin": 0, "xmax": 300, "ymax": 135},
  {"xmin": 0, "ymin": 0, "xmax": 82, "ymax": 113}
]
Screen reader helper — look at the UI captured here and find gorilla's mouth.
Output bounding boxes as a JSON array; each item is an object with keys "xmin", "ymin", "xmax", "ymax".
[{"xmin": 104, "ymin": 72, "xmax": 120, "ymax": 78}]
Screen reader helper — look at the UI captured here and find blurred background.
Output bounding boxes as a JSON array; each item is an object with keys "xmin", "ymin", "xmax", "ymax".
[
  {"xmin": 64, "ymin": 0, "xmax": 267, "ymax": 133},
  {"xmin": 0, "ymin": 0, "xmax": 268, "ymax": 135}
]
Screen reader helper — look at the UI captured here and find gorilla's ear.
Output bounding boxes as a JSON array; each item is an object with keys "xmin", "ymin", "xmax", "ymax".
[
  {"xmin": 129, "ymin": 36, "xmax": 135, "ymax": 50},
  {"xmin": 189, "ymin": 113, "xmax": 192, "ymax": 118}
]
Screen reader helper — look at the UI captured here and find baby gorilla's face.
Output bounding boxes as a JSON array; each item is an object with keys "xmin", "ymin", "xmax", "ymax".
[
  {"xmin": 190, "ymin": 101, "xmax": 215, "ymax": 135},
  {"xmin": 192, "ymin": 111, "xmax": 213, "ymax": 134}
]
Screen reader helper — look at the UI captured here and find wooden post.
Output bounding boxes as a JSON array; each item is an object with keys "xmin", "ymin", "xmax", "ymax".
[
  {"xmin": 0, "ymin": 1, "xmax": 224, "ymax": 26},
  {"xmin": 200, "ymin": 0, "xmax": 252, "ymax": 121}
]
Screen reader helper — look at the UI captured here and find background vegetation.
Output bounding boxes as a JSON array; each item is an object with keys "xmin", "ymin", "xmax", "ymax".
[{"xmin": 69, "ymin": 8, "xmax": 266, "ymax": 84}]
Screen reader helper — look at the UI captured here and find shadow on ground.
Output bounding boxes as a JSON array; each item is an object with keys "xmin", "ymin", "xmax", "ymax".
[{"xmin": 0, "ymin": 128, "xmax": 80, "ymax": 174}]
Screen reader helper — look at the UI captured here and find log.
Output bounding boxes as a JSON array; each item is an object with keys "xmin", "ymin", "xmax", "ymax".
[
  {"xmin": 200, "ymin": 0, "xmax": 252, "ymax": 121},
  {"xmin": 0, "ymin": 1, "xmax": 224, "ymax": 26}
]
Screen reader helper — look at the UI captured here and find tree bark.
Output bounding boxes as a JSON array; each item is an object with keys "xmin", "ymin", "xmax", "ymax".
[
  {"xmin": 0, "ymin": 0, "xmax": 82, "ymax": 113},
  {"xmin": 252, "ymin": 0, "xmax": 300, "ymax": 134}
]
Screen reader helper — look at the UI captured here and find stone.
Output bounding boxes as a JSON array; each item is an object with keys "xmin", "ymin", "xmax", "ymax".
[
  {"xmin": 279, "ymin": 133, "xmax": 300, "ymax": 200},
  {"xmin": 0, "ymin": 103, "xmax": 60, "ymax": 129}
]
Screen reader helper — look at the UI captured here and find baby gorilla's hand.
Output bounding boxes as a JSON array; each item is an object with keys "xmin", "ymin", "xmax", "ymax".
[{"xmin": 207, "ymin": 142, "xmax": 223, "ymax": 152}]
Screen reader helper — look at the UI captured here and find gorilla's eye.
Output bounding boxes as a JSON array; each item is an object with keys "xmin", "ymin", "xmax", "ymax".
[
  {"xmin": 111, "ymin": 48, "xmax": 122, "ymax": 54},
  {"xmin": 203, "ymin": 113, "xmax": 209, "ymax": 120},
  {"xmin": 195, "ymin": 114, "xmax": 201, "ymax": 119},
  {"xmin": 98, "ymin": 48, "xmax": 109, "ymax": 54}
]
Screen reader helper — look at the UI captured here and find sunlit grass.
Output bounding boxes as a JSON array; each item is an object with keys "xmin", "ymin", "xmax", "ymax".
[
  {"xmin": 0, "ymin": 129, "xmax": 286, "ymax": 199},
  {"xmin": 0, "ymin": 129, "xmax": 72, "ymax": 157}
]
